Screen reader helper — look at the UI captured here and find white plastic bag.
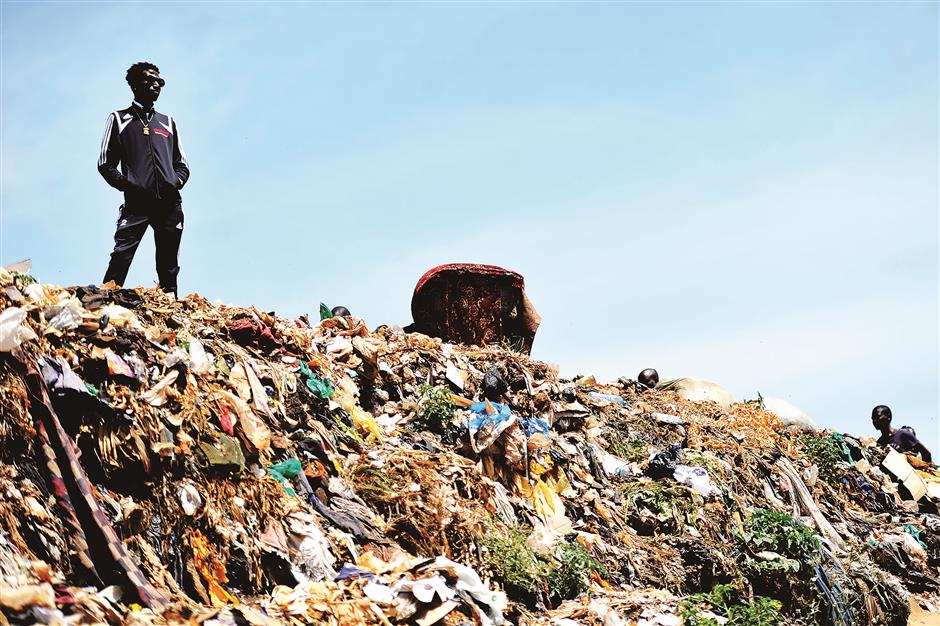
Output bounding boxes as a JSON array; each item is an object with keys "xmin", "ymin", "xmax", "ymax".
[{"xmin": 0, "ymin": 307, "xmax": 37, "ymax": 352}]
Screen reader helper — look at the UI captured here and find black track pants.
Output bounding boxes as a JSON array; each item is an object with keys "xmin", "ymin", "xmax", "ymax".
[{"xmin": 102, "ymin": 198, "xmax": 184, "ymax": 295}]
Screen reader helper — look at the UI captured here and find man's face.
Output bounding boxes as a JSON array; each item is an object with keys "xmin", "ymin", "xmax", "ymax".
[
  {"xmin": 872, "ymin": 411, "xmax": 891, "ymax": 431},
  {"xmin": 132, "ymin": 69, "xmax": 164, "ymax": 104}
]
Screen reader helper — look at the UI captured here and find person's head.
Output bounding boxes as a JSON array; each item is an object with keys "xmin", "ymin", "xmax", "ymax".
[
  {"xmin": 126, "ymin": 62, "xmax": 164, "ymax": 107},
  {"xmin": 638, "ymin": 368, "xmax": 659, "ymax": 389},
  {"xmin": 331, "ymin": 306, "xmax": 351, "ymax": 318},
  {"xmin": 871, "ymin": 405, "xmax": 892, "ymax": 431}
]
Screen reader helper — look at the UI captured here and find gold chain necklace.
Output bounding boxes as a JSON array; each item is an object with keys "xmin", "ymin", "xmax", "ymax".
[{"xmin": 132, "ymin": 107, "xmax": 154, "ymax": 136}]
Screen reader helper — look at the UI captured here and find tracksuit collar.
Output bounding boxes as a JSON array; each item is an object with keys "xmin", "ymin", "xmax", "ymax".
[{"xmin": 132, "ymin": 100, "xmax": 155, "ymax": 114}]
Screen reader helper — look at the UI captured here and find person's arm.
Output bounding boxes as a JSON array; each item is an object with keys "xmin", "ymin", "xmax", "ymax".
[
  {"xmin": 911, "ymin": 439, "xmax": 933, "ymax": 463},
  {"xmin": 97, "ymin": 113, "xmax": 130, "ymax": 191},
  {"xmin": 897, "ymin": 428, "xmax": 933, "ymax": 463},
  {"xmin": 172, "ymin": 118, "xmax": 190, "ymax": 189}
]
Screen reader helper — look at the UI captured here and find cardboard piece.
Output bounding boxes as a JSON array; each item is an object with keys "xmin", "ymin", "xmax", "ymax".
[{"xmin": 882, "ymin": 449, "xmax": 928, "ymax": 501}]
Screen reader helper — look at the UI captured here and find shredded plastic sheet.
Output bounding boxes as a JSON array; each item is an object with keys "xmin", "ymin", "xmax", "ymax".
[{"xmin": 267, "ymin": 458, "xmax": 302, "ymax": 496}]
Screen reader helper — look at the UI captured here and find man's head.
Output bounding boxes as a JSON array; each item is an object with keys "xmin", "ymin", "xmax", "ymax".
[
  {"xmin": 638, "ymin": 368, "xmax": 660, "ymax": 389},
  {"xmin": 871, "ymin": 405, "xmax": 892, "ymax": 431},
  {"xmin": 331, "ymin": 306, "xmax": 351, "ymax": 318},
  {"xmin": 126, "ymin": 62, "xmax": 164, "ymax": 107}
]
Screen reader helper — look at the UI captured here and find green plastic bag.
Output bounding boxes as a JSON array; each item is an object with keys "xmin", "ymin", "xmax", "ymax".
[
  {"xmin": 267, "ymin": 458, "xmax": 302, "ymax": 497},
  {"xmin": 298, "ymin": 360, "xmax": 334, "ymax": 398}
]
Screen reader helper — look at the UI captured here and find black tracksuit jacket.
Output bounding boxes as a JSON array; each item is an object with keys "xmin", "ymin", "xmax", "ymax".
[{"xmin": 98, "ymin": 102, "xmax": 190, "ymax": 203}]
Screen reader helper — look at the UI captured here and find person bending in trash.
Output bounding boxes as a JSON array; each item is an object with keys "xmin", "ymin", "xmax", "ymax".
[
  {"xmin": 99, "ymin": 62, "xmax": 190, "ymax": 298},
  {"xmin": 872, "ymin": 405, "xmax": 932, "ymax": 463}
]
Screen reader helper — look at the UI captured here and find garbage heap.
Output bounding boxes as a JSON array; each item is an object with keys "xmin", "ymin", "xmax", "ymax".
[{"xmin": 1, "ymin": 269, "xmax": 938, "ymax": 626}]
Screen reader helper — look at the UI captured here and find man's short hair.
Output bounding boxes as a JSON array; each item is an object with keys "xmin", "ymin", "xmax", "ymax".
[
  {"xmin": 872, "ymin": 405, "xmax": 892, "ymax": 420},
  {"xmin": 638, "ymin": 368, "xmax": 659, "ymax": 389},
  {"xmin": 126, "ymin": 62, "xmax": 160, "ymax": 86}
]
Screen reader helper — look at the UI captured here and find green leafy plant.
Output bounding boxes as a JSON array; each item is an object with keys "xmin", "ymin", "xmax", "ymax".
[
  {"xmin": 607, "ymin": 436, "xmax": 649, "ymax": 463},
  {"xmin": 746, "ymin": 555, "xmax": 801, "ymax": 574},
  {"xmin": 483, "ymin": 532, "xmax": 607, "ymax": 604},
  {"xmin": 482, "ymin": 527, "xmax": 551, "ymax": 593},
  {"xmin": 744, "ymin": 392, "xmax": 766, "ymax": 410},
  {"xmin": 740, "ymin": 509, "xmax": 819, "ymax": 563},
  {"xmin": 415, "ymin": 384, "xmax": 456, "ymax": 431},
  {"xmin": 497, "ymin": 336, "xmax": 527, "ymax": 354},
  {"xmin": 799, "ymin": 433, "xmax": 847, "ymax": 480},
  {"xmin": 12, "ymin": 272, "xmax": 37, "ymax": 289},
  {"xmin": 547, "ymin": 543, "xmax": 607, "ymax": 602},
  {"xmin": 683, "ymin": 450, "xmax": 724, "ymax": 478},
  {"xmin": 680, "ymin": 583, "xmax": 783, "ymax": 626},
  {"xmin": 621, "ymin": 480, "xmax": 698, "ymax": 527}
]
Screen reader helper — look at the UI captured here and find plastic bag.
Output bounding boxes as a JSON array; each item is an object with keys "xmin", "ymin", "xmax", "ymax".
[
  {"xmin": 466, "ymin": 402, "xmax": 517, "ymax": 453},
  {"xmin": 0, "ymin": 307, "xmax": 37, "ymax": 352},
  {"xmin": 188, "ymin": 338, "xmax": 212, "ymax": 375},
  {"xmin": 647, "ymin": 444, "xmax": 682, "ymax": 479},
  {"xmin": 421, "ymin": 557, "xmax": 507, "ymax": 626},
  {"xmin": 482, "ymin": 365, "xmax": 508, "ymax": 401},
  {"xmin": 44, "ymin": 298, "xmax": 84, "ymax": 333},
  {"xmin": 673, "ymin": 464, "xmax": 720, "ymax": 498}
]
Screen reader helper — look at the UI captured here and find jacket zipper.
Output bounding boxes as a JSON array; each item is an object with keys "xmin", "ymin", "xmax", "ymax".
[{"xmin": 147, "ymin": 117, "xmax": 161, "ymax": 200}]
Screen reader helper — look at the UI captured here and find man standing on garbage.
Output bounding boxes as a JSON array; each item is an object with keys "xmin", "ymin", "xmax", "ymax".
[
  {"xmin": 98, "ymin": 62, "xmax": 189, "ymax": 298},
  {"xmin": 872, "ymin": 405, "xmax": 932, "ymax": 463}
]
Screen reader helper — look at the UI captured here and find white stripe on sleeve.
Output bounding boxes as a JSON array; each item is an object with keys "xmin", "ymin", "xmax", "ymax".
[
  {"xmin": 98, "ymin": 113, "xmax": 115, "ymax": 166},
  {"xmin": 174, "ymin": 119, "xmax": 188, "ymax": 166}
]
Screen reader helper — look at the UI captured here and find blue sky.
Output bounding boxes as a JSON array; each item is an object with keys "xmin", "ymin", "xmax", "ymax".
[{"xmin": 2, "ymin": 2, "xmax": 937, "ymax": 449}]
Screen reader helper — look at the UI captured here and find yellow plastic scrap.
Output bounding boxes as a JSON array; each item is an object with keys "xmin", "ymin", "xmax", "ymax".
[
  {"xmin": 528, "ymin": 455, "xmax": 553, "ymax": 478},
  {"xmin": 593, "ymin": 499, "xmax": 613, "ymax": 522},
  {"xmin": 350, "ymin": 405, "xmax": 384, "ymax": 442},
  {"xmin": 531, "ymin": 476, "xmax": 565, "ymax": 519},
  {"xmin": 513, "ymin": 473, "xmax": 533, "ymax": 498},
  {"xmin": 188, "ymin": 529, "xmax": 238, "ymax": 606},
  {"xmin": 590, "ymin": 569, "xmax": 611, "ymax": 589},
  {"xmin": 334, "ymin": 390, "xmax": 383, "ymax": 442}
]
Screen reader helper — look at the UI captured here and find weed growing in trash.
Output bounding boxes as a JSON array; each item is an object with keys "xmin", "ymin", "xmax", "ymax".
[
  {"xmin": 740, "ymin": 509, "xmax": 820, "ymax": 564},
  {"xmin": 12, "ymin": 271, "xmax": 37, "ymax": 290},
  {"xmin": 679, "ymin": 583, "xmax": 783, "ymax": 626},
  {"xmin": 548, "ymin": 543, "xmax": 608, "ymax": 604},
  {"xmin": 683, "ymin": 450, "xmax": 726, "ymax": 479},
  {"xmin": 620, "ymin": 480, "xmax": 699, "ymax": 530},
  {"xmin": 606, "ymin": 435, "xmax": 649, "ymax": 463},
  {"xmin": 799, "ymin": 433, "xmax": 847, "ymax": 480},
  {"xmin": 747, "ymin": 554, "xmax": 802, "ymax": 575},
  {"xmin": 497, "ymin": 336, "xmax": 528, "ymax": 355},
  {"xmin": 416, "ymin": 384, "xmax": 456, "ymax": 431},
  {"xmin": 483, "ymin": 526, "xmax": 552, "ymax": 595},
  {"xmin": 743, "ymin": 391, "xmax": 766, "ymax": 410},
  {"xmin": 483, "ymin": 528, "xmax": 610, "ymax": 607},
  {"xmin": 331, "ymin": 411, "xmax": 365, "ymax": 446}
]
